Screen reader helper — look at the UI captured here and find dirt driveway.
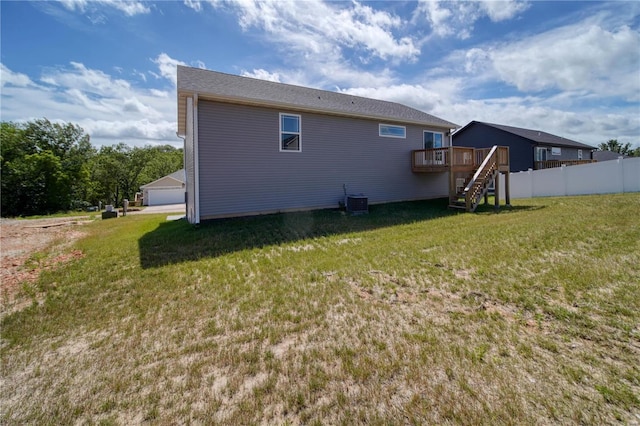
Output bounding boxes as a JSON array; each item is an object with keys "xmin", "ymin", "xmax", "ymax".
[{"xmin": 0, "ymin": 216, "xmax": 92, "ymax": 316}]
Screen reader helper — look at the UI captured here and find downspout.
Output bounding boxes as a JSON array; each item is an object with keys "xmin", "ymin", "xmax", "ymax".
[
  {"xmin": 448, "ymin": 129, "xmax": 455, "ymax": 203},
  {"xmin": 193, "ymin": 93, "xmax": 200, "ymax": 224},
  {"xmin": 176, "ymin": 132, "xmax": 186, "ymax": 217}
]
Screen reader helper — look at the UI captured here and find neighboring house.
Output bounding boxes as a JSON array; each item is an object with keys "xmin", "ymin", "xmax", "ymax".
[
  {"xmin": 453, "ymin": 121, "xmax": 596, "ymax": 172},
  {"xmin": 140, "ymin": 169, "xmax": 186, "ymax": 206},
  {"xmin": 592, "ymin": 150, "xmax": 629, "ymax": 162}
]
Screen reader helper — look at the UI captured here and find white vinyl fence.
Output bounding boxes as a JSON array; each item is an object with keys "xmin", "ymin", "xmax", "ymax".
[{"xmin": 500, "ymin": 157, "xmax": 640, "ymax": 200}]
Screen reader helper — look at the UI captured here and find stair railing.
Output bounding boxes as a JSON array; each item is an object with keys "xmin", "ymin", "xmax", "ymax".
[{"xmin": 463, "ymin": 145, "xmax": 498, "ymax": 211}]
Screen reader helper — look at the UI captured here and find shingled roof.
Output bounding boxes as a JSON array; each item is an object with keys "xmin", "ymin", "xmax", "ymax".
[
  {"xmin": 177, "ymin": 66, "xmax": 457, "ymax": 136},
  {"xmin": 456, "ymin": 121, "xmax": 596, "ymax": 150}
]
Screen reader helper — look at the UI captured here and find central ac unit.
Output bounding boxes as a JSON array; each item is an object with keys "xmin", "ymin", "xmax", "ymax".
[{"xmin": 346, "ymin": 195, "xmax": 368, "ymax": 214}]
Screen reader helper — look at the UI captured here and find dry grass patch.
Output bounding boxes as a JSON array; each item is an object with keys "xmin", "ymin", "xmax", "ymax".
[{"xmin": 2, "ymin": 195, "xmax": 639, "ymax": 424}]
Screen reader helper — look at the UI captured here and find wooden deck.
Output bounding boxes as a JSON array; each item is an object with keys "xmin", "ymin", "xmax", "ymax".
[
  {"xmin": 412, "ymin": 146, "xmax": 510, "ymax": 173},
  {"xmin": 412, "ymin": 146, "xmax": 511, "ymax": 212}
]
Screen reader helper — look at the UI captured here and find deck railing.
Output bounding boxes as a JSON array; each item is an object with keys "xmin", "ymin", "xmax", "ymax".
[
  {"xmin": 412, "ymin": 146, "xmax": 509, "ymax": 172},
  {"xmin": 463, "ymin": 145, "xmax": 498, "ymax": 212},
  {"xmin": 534, "ymin": 159, "xmax": 596, "ymax": 170}
]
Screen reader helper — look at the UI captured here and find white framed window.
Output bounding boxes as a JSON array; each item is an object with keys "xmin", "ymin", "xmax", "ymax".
[
  {"xmin": 535, "ymin": 147, "xmax": 547, "ymax": 161},
  {"xmin": 578, "ymin": 149, "xmax": 583, "ymax": 160},
  {"xmin": 424, "ymin": 131, "xmax": 444, "ymax": 149},
  {"xmin": 379, "ymin": 124, "xmax": 406, "ymax": 138},
  {"xmin": 280, "ymin": 113, "xmax": 301, "ymax": 152},
  {"xmin": 551, "ymin": 147, "xmax": 561, "ymax": 156}
]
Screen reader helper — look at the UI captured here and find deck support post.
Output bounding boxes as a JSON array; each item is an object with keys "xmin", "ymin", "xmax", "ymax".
[
  {"xmin": 494, "ymin": 172, "xmax": 500, "ymax": 211},
  {"xmin": 505, "ymin": 171, "xmax": 511, "ymax": 207},
  {"xmin": 448, "ymin": 145, "xmax": 455, "ymax": 202}
]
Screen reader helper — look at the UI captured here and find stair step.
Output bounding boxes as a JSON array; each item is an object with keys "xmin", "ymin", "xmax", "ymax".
[
  {"xmin": 448, "ymin": 201, "xmax": 467, "ymax": 210},
  {"xmin": 448, "ymin": 204, "xmax": 467, "ymax": 210}
]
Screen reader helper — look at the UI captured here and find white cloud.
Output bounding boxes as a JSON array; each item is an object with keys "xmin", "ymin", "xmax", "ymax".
[
  {"xmin": 60, "ymin": 0, "xmax": 150, "ymax": 16},
  {"xmin": 241, "ymin": 69, "xmax": 282, "ymax": 82},
  {"xmin": 192, "ymin": 60, "xmax": 207, "ymax": 70},
  {"xmin": 490, "ymin": 23, "xmax": 640, "ymax": 100},
  {"xmin": 41, "ymin": 62, "xmax": 132, "ymax": 97},
  {"xmin": 230, "ymin": 0, "xmax": 419, "ymax": 63},
  {"xmin": 0, "ymin": 60, "xmax": 183, "ymax": 148},
  {"xmin": 413, "ymin": 0, "xmax": 528, "ymax": 40},
  {"xmin": 183, "ymin": 0, "xmax": 203, "ymax": 12},
  {"xmin": 0, "ymin": 64, "xmax": 35, "ymax": 88},
  {"xmin": 339, "ymin": 79, "xmax": 463, "ymax": 116},
  {"xmin": 479, "ymin": 0, "xmax": 530, "ymax": 22},
  {"xmin": 82, "ymin": 119, "xmax": 177, "ymax": 141},
  {"xmin": 151, "ymin": 53, "xmax": 187, "ymax": 86}
]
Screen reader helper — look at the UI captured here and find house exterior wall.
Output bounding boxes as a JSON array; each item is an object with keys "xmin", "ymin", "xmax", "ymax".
[
  {"xmin": 533, "ymin": 145, "xmax": 588, "ymax": 162},
  {"xmin": 196, "ymin": 100, "xmax": 449, "ymax": 219},
  {"xmin": 453, "ymin": 124, "xmax": 533, "ymax": 172}
]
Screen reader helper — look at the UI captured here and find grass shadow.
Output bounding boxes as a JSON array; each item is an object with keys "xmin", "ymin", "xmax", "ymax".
[{"xmin": 138, "ymin": 198, "xmax": 544, "ymax": 268}]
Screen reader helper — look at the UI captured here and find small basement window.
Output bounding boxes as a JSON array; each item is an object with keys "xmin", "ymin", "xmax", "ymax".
[
  {"xmin": 280, "ymin": 113, "xmax": 301, "ymax": 152},
  {"xmin": 379, "ymin": 124, "xmax": 406, "ymax": 139}
]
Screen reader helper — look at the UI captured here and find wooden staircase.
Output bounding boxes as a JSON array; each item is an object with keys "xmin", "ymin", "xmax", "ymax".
[{"xmin": 449, "ymin": 145, "xmax": 500, "ymax": 212}]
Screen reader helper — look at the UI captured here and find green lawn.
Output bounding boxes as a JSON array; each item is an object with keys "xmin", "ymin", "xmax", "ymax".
[{"xmin": 2, "ymin": 194, "xmax": 639, "ymax": 424}]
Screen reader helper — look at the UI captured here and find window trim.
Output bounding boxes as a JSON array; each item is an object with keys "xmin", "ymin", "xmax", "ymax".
[
  {"xmin": 423, "ymin": 130, "xmax": 444, "ymax": 149},
  {"xmin": 535, "ymin": 146, "xmax": 547, "ymax": 162},
  {"xmin": 279, "ymin": 113, "xmax": 302, "ymax": 152},
  {"xmin": 379, "ymin": 123, "xmax": 406, "ymax": 139}
]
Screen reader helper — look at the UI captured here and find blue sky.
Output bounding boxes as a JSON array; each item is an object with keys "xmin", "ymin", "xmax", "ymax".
[{"xmin": 1, "ymin": 0, "xmax": 639, "ymax": 149}]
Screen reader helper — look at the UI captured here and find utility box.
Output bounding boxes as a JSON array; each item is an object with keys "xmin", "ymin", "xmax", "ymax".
[
  {"xmin": 346, "ymin": 195, "xmax": 368, "ymax": 214},
  {"xmin": 102, "ymin": 211, "xmax": 117, "ymax": 219}
]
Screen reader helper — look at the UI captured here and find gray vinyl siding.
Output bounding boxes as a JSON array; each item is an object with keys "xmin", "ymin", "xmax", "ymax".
[
  {"xmin": 538, "ymin": 145, "xmax": 585, "ymax": 161},
  {"xmin": 197, "ymin": 100, "xmax": 448, "ymax": 219}
]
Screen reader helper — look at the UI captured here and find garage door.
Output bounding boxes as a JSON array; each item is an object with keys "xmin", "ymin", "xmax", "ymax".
[{"xmin": 148, "ymin": 188, "xmax": 185, "ymax": 206}]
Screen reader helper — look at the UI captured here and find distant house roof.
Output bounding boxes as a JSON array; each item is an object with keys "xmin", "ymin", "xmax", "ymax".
[
  {"xmin": 140, "ymin": 169, "xmax": 185, "ymax": 189},
  {"xmin": 593, "ymin": 150, "xmax": 629, "ymax": 162},
  {"xmin": 454, "ymin": 121, "xmax": 596, "ymax": 150},
  {"xmin": 177, "ymin": 66, "xmax": 458, "ymax": 137}
]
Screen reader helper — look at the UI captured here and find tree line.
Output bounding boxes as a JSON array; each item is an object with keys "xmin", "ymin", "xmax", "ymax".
[
  {"xmin": 1, "ymin": 119, "xmax": 183, "ymax": 217},
  {"xmin": 598, "ymin": 139, "xmax": 640, "ymax": 157}
]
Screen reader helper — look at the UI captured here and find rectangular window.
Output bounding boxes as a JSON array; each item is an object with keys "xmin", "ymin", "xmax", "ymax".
[
  {"xmin": 578, "ymin": 149, "xmax": 583, "ymax": 160},
  {"xmin": 379, "ymin": 124, "xmax": 406, "ymax": 138},
  {"xmin": 551, "ymin": 147, "xmax": 561, "ymax": 156},
  {"xmin": 280, "ymin": 113, "xmax": 301, "ymax": 152},
  {"xmin": 424, "ymin": 131, "xmax": 443, "ymax": 149}
]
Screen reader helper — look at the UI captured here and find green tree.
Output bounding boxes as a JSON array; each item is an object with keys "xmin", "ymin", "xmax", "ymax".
[
  {"xmin": 139, "ymin": 145, "xmax": 183, "ymax": 184},
  {"xmin": 598, "ymin": 139, "xmax": 635, "ymax": 156},
  {"xmin": 89, "ymin": 144, "xmax": 183, "ymax": 207},
  {"xmin": 1, "ymin": 119, "xmax": 94, "ymax": 216},
  {"xmin": 13, "ymin": 151, "xmax": 68, "ymax": 215}
]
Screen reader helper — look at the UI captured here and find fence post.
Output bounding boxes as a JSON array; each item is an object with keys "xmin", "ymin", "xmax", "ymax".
[{"xmin": 618, "ymin": 158, "xmax": 625, "ymax": 194}]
